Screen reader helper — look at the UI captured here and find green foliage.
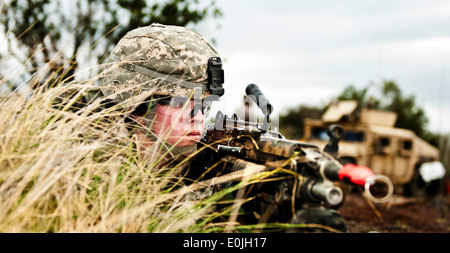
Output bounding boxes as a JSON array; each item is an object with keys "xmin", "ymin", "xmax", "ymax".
[
  {"xmin": 337, "ymin": 83, "xmax": 380, "ymax": 111},
  {"xmin": 336, "ymin": 80, "xmax": 439, "ymax": 147},
  {"xmin": 380, "ymin": 81, "xmax": 427, "ymax": 138},
  {"xmin": 0, "ymin": 0, "xmax": 222, "ymax": 87},
  {"xmin": 279, "ymin": 105, "xmax": 324, "ymax": 139}
]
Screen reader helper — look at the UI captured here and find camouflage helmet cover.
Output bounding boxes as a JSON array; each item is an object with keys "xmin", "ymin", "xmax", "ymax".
[{"xmin": 99, "ymin": 23, "xmax": 222, "ymax": 108}]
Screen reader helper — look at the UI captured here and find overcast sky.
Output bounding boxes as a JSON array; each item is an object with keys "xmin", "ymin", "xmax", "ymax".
[{"xmin": 203, "ymin": 0, "xmax": 450, "ymax": 134}]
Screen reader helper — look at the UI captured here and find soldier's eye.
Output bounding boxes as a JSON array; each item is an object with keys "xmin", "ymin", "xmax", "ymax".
[
  {"xmin": 171, "ymin": 101, "xmax": 184, "ymax": 108},
  {"xmin": 170, "ymin": 96, "xmax": 189, "ymax": 108}
]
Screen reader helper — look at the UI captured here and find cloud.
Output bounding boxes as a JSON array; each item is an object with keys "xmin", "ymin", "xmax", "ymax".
[{"xmin": 210, "ymin": 0, "xmax": 450, "ymax": 133}]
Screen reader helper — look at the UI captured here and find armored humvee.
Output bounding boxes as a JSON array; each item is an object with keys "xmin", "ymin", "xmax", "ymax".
[{"xmin": 302, "ymin": 100, "xmax": 446, "ymax": 196}]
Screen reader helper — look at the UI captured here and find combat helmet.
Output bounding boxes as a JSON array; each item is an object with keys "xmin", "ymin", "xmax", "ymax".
[{"xmin": 98, "ymin": 23, "xmax": 224, "ymax": 110}]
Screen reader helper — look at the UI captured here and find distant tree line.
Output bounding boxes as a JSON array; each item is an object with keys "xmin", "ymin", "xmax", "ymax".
[{"xmin": 0, "ymin": 0, "xmax": 222, "ymax": 89}]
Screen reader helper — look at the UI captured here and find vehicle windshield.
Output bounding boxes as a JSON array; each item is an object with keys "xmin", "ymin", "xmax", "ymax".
[{"xmin": 311, "ymin": 127, "xmax": 365, "ymax": 142}]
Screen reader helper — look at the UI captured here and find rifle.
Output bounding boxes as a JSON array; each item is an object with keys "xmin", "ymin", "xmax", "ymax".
[{"xmin": 200, "ymin": 84, "xmax": 393, "ymax": 232}]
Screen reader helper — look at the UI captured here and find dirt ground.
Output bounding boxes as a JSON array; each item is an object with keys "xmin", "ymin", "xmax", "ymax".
[{"xmin": 338, "ymin": 191, "xmax": 450, "ymax": 233}]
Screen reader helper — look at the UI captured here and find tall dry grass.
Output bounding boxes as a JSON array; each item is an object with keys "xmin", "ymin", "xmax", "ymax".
[{"xmin": 0, "ymin": 69, "xmax": 256, "ymax": 232}]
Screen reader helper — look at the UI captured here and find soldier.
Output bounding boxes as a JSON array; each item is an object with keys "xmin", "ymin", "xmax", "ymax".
[
  {"xmin": 98, "ymin": 23, "xmax": 224, "ymax": 168},
  {"xmin": 95, "ymin": 24, "xmax": 382, "ymax": 233}
]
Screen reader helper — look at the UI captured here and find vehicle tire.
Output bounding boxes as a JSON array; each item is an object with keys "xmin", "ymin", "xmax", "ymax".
[
  {"xmin": 425, "ymin": 178, "xmax": 444, "ymax": 196},
  {"xmin": 403, "ymin": 166, "xmax": 443, "ymax": 197},
  {"xmin": 404, "ymin": 168, "xmax": 426, "ymax": 197}
]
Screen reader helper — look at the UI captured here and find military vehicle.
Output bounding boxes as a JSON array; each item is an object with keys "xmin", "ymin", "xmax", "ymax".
[{"xmin": 302, "ymin": 100, "xmax": 446, "ymax": 196}]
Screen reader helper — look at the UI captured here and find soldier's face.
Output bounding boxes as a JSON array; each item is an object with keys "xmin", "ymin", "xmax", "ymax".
[{"xmin": 151, "ymin": 99, "xmax": 205, "ymax": 148}]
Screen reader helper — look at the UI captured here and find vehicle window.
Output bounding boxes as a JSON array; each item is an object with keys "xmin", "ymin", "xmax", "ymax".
[
  {"xmin": 311, "ymin": 127, "xmax": 365, "ymax": 142},
  {"xmin": 312, "ymin": 127, "xmax": 329, "ymax": 141},
  {"xmin": 403, "ymin": 140, "xmax": 413, "ymax": 150},
  {"xmin": 343, "ymin": 131, "xmax": 365, "ymax": 142},
  {"xmin": 379, "ymin": 137, "xmax": 390, "ymax": 147}
]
